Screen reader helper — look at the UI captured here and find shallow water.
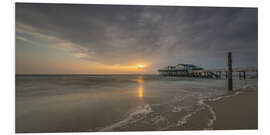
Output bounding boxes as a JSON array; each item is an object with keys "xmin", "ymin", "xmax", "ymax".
[{"xmin": 15, "ymin": 75, "xmax": 257, "ymax": 132}]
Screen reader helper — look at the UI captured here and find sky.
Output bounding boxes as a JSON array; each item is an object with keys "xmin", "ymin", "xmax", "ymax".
[{"xmin": 15, "ymin": 3, "xmax": 258, "ymax": 74}]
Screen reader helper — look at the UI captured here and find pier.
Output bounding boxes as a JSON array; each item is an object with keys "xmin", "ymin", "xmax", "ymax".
[
  {"xmin": 158, "ymin": 66, "xmax": 257, "ymax": 80},
  {"xmin": 158, "ymin": 52, "xmax": 258, "ymax": 90},
  {"xmin": 192, "ymin": 66, "xmax": 257, "ymax": 80}
]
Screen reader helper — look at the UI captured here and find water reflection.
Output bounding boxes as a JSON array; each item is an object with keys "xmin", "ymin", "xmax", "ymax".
[
  {"xmin": 138, "ymin": 85, "xmax": 144, "ymax": 98},
  {"xmin": 137, "ymin": 76, "xmax": 144, "ymax": 84},
  {"xmin": 137, "ymin": 76, "xmax": 144, "ymax": 99}
]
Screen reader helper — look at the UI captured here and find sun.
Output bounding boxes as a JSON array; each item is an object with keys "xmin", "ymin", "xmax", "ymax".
[{"xmin": 137, "ymin": 64, "xmax": 145, "ymax": 69}]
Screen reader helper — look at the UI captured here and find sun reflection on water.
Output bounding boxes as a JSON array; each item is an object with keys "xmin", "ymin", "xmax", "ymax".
[
  {"xmin": 137, "ymin": 76, "xmax": 144, "ymax": 99},
  {"xmin": 138, "ymin": 85, "xmax": 144, "ymax": 98},
  {"xmin": 137, "ymin": 76, "xmax": 144, "ymax": 84}
]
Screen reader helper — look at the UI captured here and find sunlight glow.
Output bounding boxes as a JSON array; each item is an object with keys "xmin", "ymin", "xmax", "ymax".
[
  {"xmin": 137, "ymin": 76, "xmax": 144, "ymax": 84},
  {"xmin": 69, "ymin": 61, "xmax": 149, "ymax": 74},
  {"xmin": 137, "ymin": 76, "xmax": 144, "ymax": 98},
  {"xmin": 137, "ymin": 64, "xmax": 145, "ymax": 69},
  {"xmin": 138, "ymin": 85, "xmax": 144, "ymax": 98}
]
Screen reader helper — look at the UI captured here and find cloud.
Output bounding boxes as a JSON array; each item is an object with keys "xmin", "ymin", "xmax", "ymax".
[{"xmin": 16, "ymin": 3, "xmax": 258, "ymax": 72}]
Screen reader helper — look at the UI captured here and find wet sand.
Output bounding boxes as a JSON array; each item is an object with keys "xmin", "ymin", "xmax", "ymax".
[
  {"xmin": 207, "ymin": 86, "xmax": 258, "ymax": 130},
  {"xmin": 16, "ymin": 75, "xmax": 257, "ymax": 132},
  {"xmin": 182, "ymin": 86, "xmax": 258, "ymax": 130},
  {"xmin": 111, "ymin": 86, "xmax": 258, "ymax": 131},
  {"xmin": 164, "ymin": 86, "xmax": 258, "ymax": 131}
]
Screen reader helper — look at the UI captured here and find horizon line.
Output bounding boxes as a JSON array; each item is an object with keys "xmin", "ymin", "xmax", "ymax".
[{"xmin": 15, "ymin": 73, "xmax": 159, "ymax": 76}]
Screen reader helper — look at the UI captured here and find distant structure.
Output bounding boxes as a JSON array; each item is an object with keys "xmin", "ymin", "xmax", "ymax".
[
  {"xmin": 158, "ymin": 63, "xmax": 257, "ymax": 79},
  {"xmin": 158, "ymin": 53, "xmax": 257, "ymax": 91},
  {"xmin": 158, "ymin": 64, "xmax": 203, "ymax": 76}
]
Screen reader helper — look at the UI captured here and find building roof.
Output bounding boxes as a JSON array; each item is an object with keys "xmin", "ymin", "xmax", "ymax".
[{"xmin": 158, "ymin": 64, "xmax": 203, "ymax": 72}]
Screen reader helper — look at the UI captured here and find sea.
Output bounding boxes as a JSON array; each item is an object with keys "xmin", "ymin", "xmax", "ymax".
[{"xmin": 15, "ymin": 74, "xmax": 257, "ymax": 132}]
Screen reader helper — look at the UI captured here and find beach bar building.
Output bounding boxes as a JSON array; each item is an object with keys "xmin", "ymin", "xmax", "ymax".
[{"xmin": 158, "ymin": 64, "xmax": 203, "ymax": 76}]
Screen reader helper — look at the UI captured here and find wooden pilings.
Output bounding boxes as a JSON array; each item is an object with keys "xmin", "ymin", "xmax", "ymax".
[
  {"xmin": 238, "ymin": 71, "xmax": 246, "ymax": 80},
  {"xmin": 216, "ymin": 71, "xmax": 221, "ymax": 79},
  {"xmin": 228, "ymin": 52, "xmax": 233, "ymax": 91},
  {"xmin": 239, "ymin": 72, "xmax": 242, "ymax": 80}
]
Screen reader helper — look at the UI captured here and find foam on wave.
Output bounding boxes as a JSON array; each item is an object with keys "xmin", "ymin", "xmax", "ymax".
[{"xmin": 99, "ymin": 104, "xmax": 153, "ymax": 131}]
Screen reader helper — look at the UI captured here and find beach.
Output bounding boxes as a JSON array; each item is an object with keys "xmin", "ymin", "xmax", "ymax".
[
  {"xmin": 165, "ymin": 85, "xmax": 258, "ymax": 131},
  {"xmin": 15, "ymin": 75, "xmax": 257, "ymax": 132},
  {"xmin": 206, "ymin": 86, "xmax": 258, "ymax": 130}
]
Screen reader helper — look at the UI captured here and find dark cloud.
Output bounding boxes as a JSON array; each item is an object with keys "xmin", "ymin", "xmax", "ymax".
[{"xmin": 16, "ymin": 3, "xmax": 258, "ymax": 72}]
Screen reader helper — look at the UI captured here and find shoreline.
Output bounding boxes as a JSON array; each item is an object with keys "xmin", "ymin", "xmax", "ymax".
[
  {"xmin": 202, "ymin": 85, "xmax": 258, "ymax": 130},
  {"xmin": 15, "ymin": 76, "xmax": 258, "ymax": 132},
  {"xmin": 97, "ymin": 84, "xmax": 258, "ymax": 131},
  {"xmin": 167, "ymin": 84, "xmax": 258, "ymax": 131}
]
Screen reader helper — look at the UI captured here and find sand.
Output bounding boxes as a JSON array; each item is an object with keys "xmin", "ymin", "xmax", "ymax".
[
  {"xmin": 206, "ymin": 86, "xmax": 258, "ymax": 130},
  {"xmin": 110, "ymin": 86, "xmax": 258, "ymax": 131},
  {"xmin": 165, "ymin": 86, "xmax": 258, "ymax": 131},
  {"xmin": 16, "ymin": 75, "xmax": 258, "ymax": 132}
]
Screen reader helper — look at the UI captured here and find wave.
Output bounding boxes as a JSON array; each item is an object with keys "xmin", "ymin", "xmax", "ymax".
[
  {"xmin": 196, "ymin": 84, "xmax": 257, "ymax": 129},
  {"xmin": 99, "ymin": 104, "xmax": 153, "ymax": 131},
  {"xmin": 94, "ymin": 84, "xmax": 257, "ymax": 131},
  {"xmin": 197, "ymin": 99, "xmax": 216, "ymax": 129}
]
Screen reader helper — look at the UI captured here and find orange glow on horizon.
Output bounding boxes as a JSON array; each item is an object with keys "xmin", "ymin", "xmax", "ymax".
[
  {"xmin": 137, "ymin": 64, "xmax": 145, "ymax": 69},
  {"xmin": 64, "ymin": 59, "xmax": 150, "ymax": 74},
  {"xmin": 80, "ymin": 62, "xmax": 148, "ymax": 74}
]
